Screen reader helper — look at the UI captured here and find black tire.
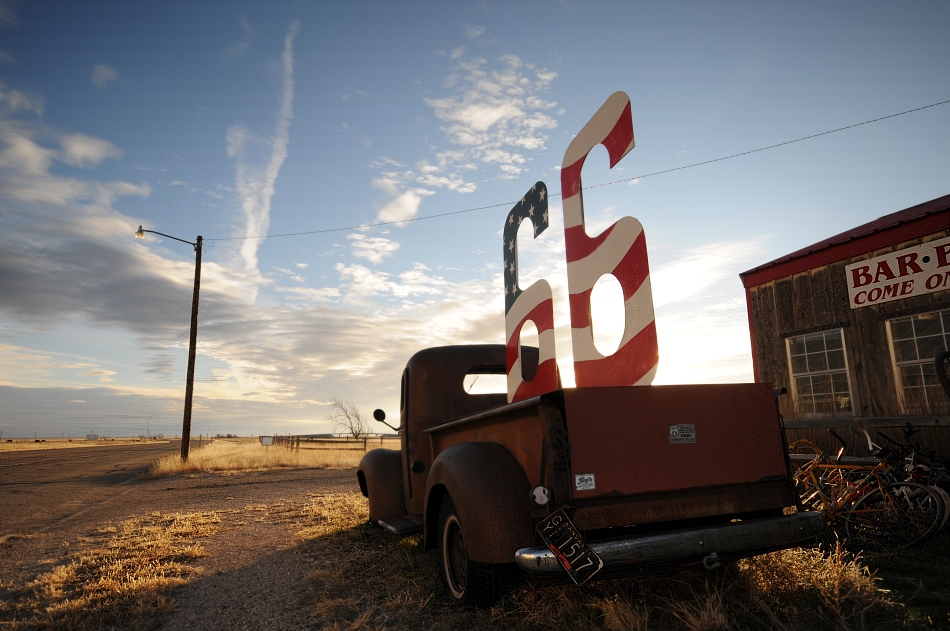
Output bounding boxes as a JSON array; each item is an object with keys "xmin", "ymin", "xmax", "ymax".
[
  {"xmin": 437, "ymin": 495, "xmax": 507, "ymax": 608},
  {"xmin": 843, "ymin": 481, "xmax": 944, "ymax": 552}
]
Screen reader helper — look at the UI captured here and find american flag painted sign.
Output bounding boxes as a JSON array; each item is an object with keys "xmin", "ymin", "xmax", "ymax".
[
  {"xmin": 504, "ymin": 182, "xmax": 558, "ymax": 403},
  {"xmin": 560, "ymin": 91, "xmax": 658, "ymax": 387}
]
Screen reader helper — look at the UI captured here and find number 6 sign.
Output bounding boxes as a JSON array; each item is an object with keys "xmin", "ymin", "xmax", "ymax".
[
  {"xmin": 504, "ymin": 91, "xmax": 658, "ymax": 403},
  {"xmin": 561, "ymin": 91, "xmax": 658, "ymax": 387}
]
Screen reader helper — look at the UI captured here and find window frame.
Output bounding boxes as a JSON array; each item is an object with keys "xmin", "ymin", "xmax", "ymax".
[
  {"xmin": 886, "ymin": 308, "xmax": 950, "ymax": 415},
  {"xmin": 785, "ymin": 328, "xmax": 855, "ymax": 419}
]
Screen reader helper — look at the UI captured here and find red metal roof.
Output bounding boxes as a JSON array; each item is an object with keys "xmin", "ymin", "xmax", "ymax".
[{"xmin": 740, "ymin": 193, "xmax": 950, "ymax": 288}]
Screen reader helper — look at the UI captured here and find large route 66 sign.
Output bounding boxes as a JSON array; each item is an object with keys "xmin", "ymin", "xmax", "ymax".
[{"xmin": 504, "ymin": 92, "xmax": 658, "ymax": 403}]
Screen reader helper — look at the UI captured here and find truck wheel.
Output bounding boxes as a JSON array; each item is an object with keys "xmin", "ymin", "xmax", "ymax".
[{"xmin": 438, "ymin": 495, "xmax": 506, "ymax": 608}]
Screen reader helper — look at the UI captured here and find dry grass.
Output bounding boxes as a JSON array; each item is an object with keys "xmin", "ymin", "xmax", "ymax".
[
  {"xmin": 1, "ymin": 511, "xmax": 220, "ymax": 630},
  {"xmin": 2, "ymin": 488, "xmax": 932, "ymax": 630},
  {"xmin": 145, "ymin": 439, "xmax": 389, "ymax": 477},
  {"xmin": 0, "ymin": 439, "xmax": 168, "ymax": 452},
  {"xmin": 295, "ymin": 493, "xmax": 903, "ymax": 631}
]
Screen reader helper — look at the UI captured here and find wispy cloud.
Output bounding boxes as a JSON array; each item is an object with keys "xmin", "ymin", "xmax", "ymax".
[
  {"xmin": 226, "ymin": 14, "xmax": 255, "ymax": 58},
  {"xmin": 228, "ymin": 19, "xmax": 299, "ymax": 274},
  {"xmin": 464, "ymin": 25, "xmax": 485, "ymax": 39},
  {"xmin": 348, "ymin": 233, "xmax": 400, "ymax": 264},
  {"xmin": 0, "ymin": 83, "xmax": 43, "ymax": 114},
  {"xmin": 60, "ymin": 133, "xmax": 123, "ymax": 167},
  {"xmin": 424, "ymin": 53, "xmax": 558, "ymax": 179},
  {"xmin": 367, "ymin": 52, "xmax": 558, "ymax": 226},
  {"xmin": 91, "ymin": 64, "xmax": 118, "ymax": 88}
]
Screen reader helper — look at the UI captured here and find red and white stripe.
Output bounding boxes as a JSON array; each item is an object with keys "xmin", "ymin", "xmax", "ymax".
[
  {"xmin": 560, "ymin": 91, "xmax": 658, "ymax": 387},
  {"xmin": 505, "ymin": 280, "xmax": 558, "ymax": 403}
]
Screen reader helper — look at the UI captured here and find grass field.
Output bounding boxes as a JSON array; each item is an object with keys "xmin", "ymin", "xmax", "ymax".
[
  {"xmin": 145, "ymin": 438, "xmax": 399, "ymax": 477},
  {"xmin": 298, "ymin": 493, "xmax": 950, "ymax": 631},
  {"xmin": 0, "ymin": 439, "xmax": 170, "ymax": 452},
  {"xmin": 1, "ymin": 511, "xmax": 221, "ymax": 630},
  {"xmin": 6, "ymin": 441, "xmax": 948, "ymax": 630}
]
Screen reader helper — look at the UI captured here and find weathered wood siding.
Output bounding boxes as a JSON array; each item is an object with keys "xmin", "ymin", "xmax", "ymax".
[{"xmin": 749, "ymin": 228, "xmax": 950, "ymax": 423}]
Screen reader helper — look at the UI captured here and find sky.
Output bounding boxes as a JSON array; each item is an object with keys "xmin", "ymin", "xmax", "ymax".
[{"xmin": 0, "ymin": 1, "xmax": 948, "ymax": 438}]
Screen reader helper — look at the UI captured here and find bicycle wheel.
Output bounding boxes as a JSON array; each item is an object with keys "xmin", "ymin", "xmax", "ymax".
[{"xmin": 843, "ymin": 481, "xmax": 944, "ymax": 552}]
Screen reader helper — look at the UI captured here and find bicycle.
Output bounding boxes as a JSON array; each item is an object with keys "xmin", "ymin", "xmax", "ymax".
[{"xmin": 790, "ymin": 430, "xmax": 945, "ymax": 552}]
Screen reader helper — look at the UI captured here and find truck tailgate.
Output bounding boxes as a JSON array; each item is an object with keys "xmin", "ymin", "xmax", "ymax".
[{"xmin": 563, "ymin": 384, "xmax": 787, "ymax": 499}]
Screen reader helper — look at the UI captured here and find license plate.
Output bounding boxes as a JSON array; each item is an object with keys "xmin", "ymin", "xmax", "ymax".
[{"xmin": 536, "ymin": 509, "xmax": 603, "ymax": 585}]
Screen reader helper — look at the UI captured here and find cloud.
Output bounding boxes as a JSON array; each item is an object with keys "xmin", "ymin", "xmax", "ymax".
[
  {"xmin": 422, "ymin": 53, "xmax": 558, "ymax": 179},
  {"xmin": 0, "ymin": 83, "xmax": 43, "ymax": 114},
  {"xmin": 650, "ymin": 238, "xmax": 767, "ymax": 308},
  {"xmin": 60, "ymin": 133, "xmax": 123, "ymax": 167},
  {"xmin": 334, "ymin": 261, "xmax": 456, "ymax": 304},
  {"xmin": 340, "ymin": 87, "xmax": 368, "ymax": 103},
  {"xmin": 275, "ymin": 286, "xmax": 340, "ymax": 303},
  {"xmin": 464, "ymin": 25, "xmax": 485, "ymax": 39},
  {"xmin": 0, "ymin": 121, "xmax": 145, "ymax": 206},
  {"xmin": 375, "ymin": 188, "xmax": 434, "ymax": 223},
  {"xmin": 226, "ymin": 14, "xmax": 255, "ymax": 57},
  {"xmin": 348, "ymin": 233, "xmax": 400, "ymax": 264},
  {"xmin": 0, "ymin": 40, "xmax": 492, "ymax": 436},
  {"xmin": 364, "ymin": 52, "xmax": 557, "ymax": 217},
  {"xmin": 91, "ymin": 64, "xmax": 118, "ymax": 88},
  {"xmin": 274, "ymin": 266, "xmax": 305, "ymax": 282},
  {"xmin": 229, "ymin": 20, "xmax": 299, "ymax": 274},
  {"xmin": 76, "ymin": 368, "xmax": 116, "ymax": 383}
]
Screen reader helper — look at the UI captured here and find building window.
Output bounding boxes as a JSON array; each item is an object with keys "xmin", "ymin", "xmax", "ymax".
[
  {"xmin": 787, "ymin": 330, "xmax": 853, "ymax": 418},
  {"xmin": 888, "ymin": 309, "xmax": 950, "ymax": 415}
]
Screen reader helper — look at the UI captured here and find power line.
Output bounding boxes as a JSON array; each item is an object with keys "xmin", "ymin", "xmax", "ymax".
[{"xmin": 209, "ymin": 98, "xmax": 950, "ymax": 242}]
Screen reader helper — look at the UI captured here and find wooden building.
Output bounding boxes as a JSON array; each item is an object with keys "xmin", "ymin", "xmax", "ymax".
[{"xmin": 740, "ymin": 193, "xmax": 950, "ymax": 458}]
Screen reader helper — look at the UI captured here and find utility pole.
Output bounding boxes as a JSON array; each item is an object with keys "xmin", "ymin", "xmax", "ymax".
[{"xmin": 135, "ymin": 226, "xmax": 202, "ymax": 462}]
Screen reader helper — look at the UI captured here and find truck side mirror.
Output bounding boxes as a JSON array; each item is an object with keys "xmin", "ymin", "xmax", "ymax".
[{"xmin": 373, "ymin": 408, "xmax": 400, "ymax": 433}]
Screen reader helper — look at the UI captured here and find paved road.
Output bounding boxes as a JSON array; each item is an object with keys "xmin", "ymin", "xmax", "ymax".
[{"xmin": 0, "ymin": 440, "xmax": 182, "ymax": 536}]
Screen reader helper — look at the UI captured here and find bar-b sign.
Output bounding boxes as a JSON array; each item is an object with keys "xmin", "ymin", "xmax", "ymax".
[{"xmin": 846, "ymin": 236, "xmax": 950, "ymax": 309}]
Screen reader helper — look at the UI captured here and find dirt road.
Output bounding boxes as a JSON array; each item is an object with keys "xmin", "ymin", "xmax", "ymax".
[
  {"xmin": 0, "ymin": 443, "xmax": 361, "ymax": 630},
  {"xmin": 0, "ymin": 440, "xmax": 182, "ymax": 536}
]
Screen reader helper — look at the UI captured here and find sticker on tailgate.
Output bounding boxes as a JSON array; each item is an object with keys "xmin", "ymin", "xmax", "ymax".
[
  {"xmin": 669, "ymin": 423, "xmax": 696, "ymax": 444},
  {"xmin": 574, "ymin": 473, "xmax": 596, "ymax": 491}
]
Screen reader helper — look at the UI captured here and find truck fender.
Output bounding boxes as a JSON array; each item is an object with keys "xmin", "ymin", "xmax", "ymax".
[
  {"xmin": 357, "ymin": 448, "xmax": 405, "ymax": 523},
  {"xmin": 424, "ymin": 442, "xmax": 534, "ymax": 564}
]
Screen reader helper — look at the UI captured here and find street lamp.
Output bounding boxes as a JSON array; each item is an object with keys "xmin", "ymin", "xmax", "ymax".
[{"xmin": 135, "ymin": 225, "xmax": 203, "ymax": 462}]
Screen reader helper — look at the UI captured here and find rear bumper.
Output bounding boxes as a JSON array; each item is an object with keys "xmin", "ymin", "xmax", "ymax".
[{"xmin": 515, "ymin": 512, "xmax": 824, "ymax": 575}]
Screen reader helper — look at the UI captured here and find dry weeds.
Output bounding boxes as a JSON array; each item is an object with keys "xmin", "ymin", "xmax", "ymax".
[
  {"xmin": 145, "ymin": 439, "xmax": 385, "ymax": 477},
  {"xmin": 296, "ymin": 493, "xmax": 902, "ymax": 631},
  {"xmin": 1, "ymin": 511, "xmax": 220, "ymax": 630}
]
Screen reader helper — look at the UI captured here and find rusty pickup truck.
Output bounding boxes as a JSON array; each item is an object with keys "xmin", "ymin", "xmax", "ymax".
[{"xmin": 357, "ymin": 344, "xmax": 823, "ymax": 607}]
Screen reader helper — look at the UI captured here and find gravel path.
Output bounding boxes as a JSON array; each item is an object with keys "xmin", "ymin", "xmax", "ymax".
[{"xmin": 158, "ymin": 517, "xmax": 320, "ymax": 631}]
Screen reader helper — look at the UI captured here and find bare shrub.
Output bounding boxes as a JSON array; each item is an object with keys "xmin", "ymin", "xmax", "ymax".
[
  {"xmin": 736, "ymin": 543, "xmax": 888, "ymax": 629},
  {"xmin": 326, "ymin": 396, "xmax": 369, "ymax": 438}
]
